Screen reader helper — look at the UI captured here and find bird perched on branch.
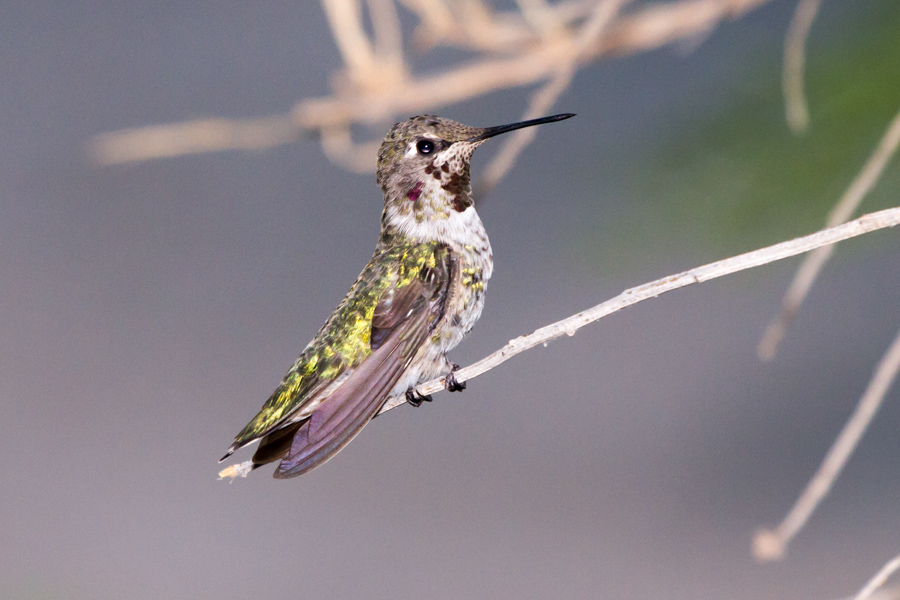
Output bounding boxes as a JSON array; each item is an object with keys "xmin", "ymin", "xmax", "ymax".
[{"xmin": 220, "ymin": 113, "xmax": 574, "ymax": 479}]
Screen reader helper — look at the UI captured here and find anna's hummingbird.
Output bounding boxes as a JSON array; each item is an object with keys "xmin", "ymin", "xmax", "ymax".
[{"xmin": 220, "ymin": 113, "xmax": 574, "ymax": 478}]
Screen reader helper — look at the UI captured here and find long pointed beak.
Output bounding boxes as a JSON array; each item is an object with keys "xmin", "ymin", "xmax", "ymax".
[{"xmin": 466, "ymin": 113, "xmax": 576, "ymax": 143}]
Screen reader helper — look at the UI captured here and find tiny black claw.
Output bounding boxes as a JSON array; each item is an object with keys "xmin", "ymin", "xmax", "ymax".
[
  {"xmin": 406, "ymin": 388, "xmax": 433, "ymax": 407},
  {"xmin": 445, "ymin": 364, "xmax": 466, "ymax": 393}
]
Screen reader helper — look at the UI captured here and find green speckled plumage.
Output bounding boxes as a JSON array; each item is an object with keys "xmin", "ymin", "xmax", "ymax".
[{"xmin": 233, "ymin": 238, "xmax": 447, "ymax": 446}]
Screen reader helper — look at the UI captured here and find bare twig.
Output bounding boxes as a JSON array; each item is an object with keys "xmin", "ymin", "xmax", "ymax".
[
  {"xmin": 782, "ymin": 0, "xmax": 821, "ymax": 133},
  {"xmin": 87, "ymin": 116, "xmax": 299, "ymax": 164},
  {"xmin": 322, "ymin": 0, "xmax": 379, "ymax": 87},
  {"xmin": 320, "ymin": 124, "xmax": 383, "ymax": 173},
  {"xmin": 397, "ymin": 0, "xmax": 455, "ymax": 46},
  {"xmin": 843, "ymin": 585, "xmax": 900, "ymax": 600},
  {"xmin": 368, "ymin": 0, "xmax": 405, "ymax": 68},
  {"xmin": 92, "ymin": 0, "xmax": 777, "ymax": 165},
  {"xmin": 380, "ymin": 206, "xmax": 900, "ymax": 412},
  {"xmin": 753, "ymin": 327, "xmax": 900, "ymax": 562},
  {"xmin": 219, "ymin": 206, "xmax": 900, "ymax": 480},
  {"xmin": 515, "ymin": 0, "xmax": 566, "ymax": 39},
  {"xmin": 409, "ymin": 0, "xmax": 597, "ymax": 53},
  {"xmin": 758, "ymin": 107, "xmax": 900, "ymax": 360},
  {"xmin": 853, "ymin": 554, "xmax": 900, "ymax": 600}
]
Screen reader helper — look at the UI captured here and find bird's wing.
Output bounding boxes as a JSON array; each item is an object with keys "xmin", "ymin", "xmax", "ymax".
[
  {"xmin": 222, "ymin": 350, "xmax": 342, "ymax": 459},
  {"xmin": 272, "ymin": 250, "xmax": 453, "ymax": 478},
  {"xmin": 221, "ymin": 241, "xmax": 453, "ymax": 466}
]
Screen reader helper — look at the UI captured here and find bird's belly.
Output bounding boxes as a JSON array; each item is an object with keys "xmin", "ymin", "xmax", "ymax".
[
  {"xmin": 389, "ymin": 259, "xmax": 490, "ymax": 397},
  {"xmin": 434, "ymin": 283, "xmax": 485, "ymax": 355}
]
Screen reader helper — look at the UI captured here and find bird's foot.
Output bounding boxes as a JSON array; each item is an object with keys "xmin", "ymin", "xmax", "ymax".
[
  {"xmin": 406, "ymin": 388, "xmax": 433, "ymax": 407},
  {"xmin": 445, "ymin": 364, "xmax": 466, "ymax": 393}
]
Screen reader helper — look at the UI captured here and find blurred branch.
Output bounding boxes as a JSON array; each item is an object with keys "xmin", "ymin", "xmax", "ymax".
[
  {"xmin": 88, "ymin": 116, "xmax": 298, "ymax": 164},
  {"xmin": 406, "ymin": 0, "xmax": 593, "ymax": 52},
  {"xmin": 853, "ymin": 555, "xmax": 900, "ymax": 600},
  {"xmin": 92, "ymin": 0, "xmax": 776, "ymax": 167},
  {"xmin": 479, "ymin": 0, "xmax": 631, "ymax": 196},
  {"xmin": 320, "ymin": 125, "xmax": 383, "ymax": 173},
  {"xmin": 752, "ymin": 109, "xmax": 900, "ymax": 563},
  {"xmin": 782, "ymin": 0, "xmax": 821, "ymax": 133},
  {"xmin": 516, "ymin": 0, "xmax": 568, "ymax": 39},
  {"xmin": 845, "ymin": 585, "xmax": 900, "ymax": 600},
  {"xmin": 322, "ymin": 0, "xmax": 376, "ymax": 80},
  {"xmin": 753, "ymin": 327, "xmax": 900, "ymax": 563},
  {"xmin": 758, "ymin": 106, "xmax": 900, "ymax": 361},
  {"xmin": 377, "ymin": 206, "xmax": 900, "ymax": 413},
  {"xmin": 367, "ymin": 0, "xmax": 405, "ymax": 70}
]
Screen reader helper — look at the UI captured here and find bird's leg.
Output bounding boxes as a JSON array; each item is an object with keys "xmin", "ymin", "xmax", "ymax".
[
  {"xmin": 444, "ymin": 363, "xmax": 466, "ymax": 393},
  {"xmin": 406, "ymin": 387, "xmax": 433, "ymax": 407}
]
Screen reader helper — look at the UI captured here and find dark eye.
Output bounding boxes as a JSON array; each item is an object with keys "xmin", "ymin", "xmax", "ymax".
[{"xmin": 416, "ymin": 139, "xmax": 435, "ymax": 155}]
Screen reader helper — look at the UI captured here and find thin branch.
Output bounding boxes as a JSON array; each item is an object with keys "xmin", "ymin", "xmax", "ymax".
[
  {"xmin": 515, "ymin": 0, "xmax": 567, "ymax": 39},
  {"xmin": 87, "ymin": 116, "xmax": 299, "ymax": 164},
  {"xmin": 397, "ymin": 0, "xmax": 455, "ymax": 43},
  {"xmin": 455, "ymin": 0, "xmax": 499, "ymax": 49},
  {"xmin": 753, "ymin": 327, "xmax": 900, "ymax": 562},
  {"xmin": 320, "ymin": 125, "xmax": 382, "ymax": 172},
  {"xmin": 846, "ymin": 585, "xmax": 900, "ymax": 600},
  {"xmin": 378, "ymin": 206, "xmax": 900, "ymax": 413},
  {"xmin": 782, "ymin": 0, "xmax": 821, "ymax": 134},
  {"xmin": 321, "ymin": 0, "xmax": 379, "ymax": 85},
  {"xmin": 368, "ymin": 0, "xmax": 405, "ymax": 67},
  {"xmin": 410, "ymin": 0, "xmax": 598, "ymax": 53},
  {"xmin": 758, "ymin": 106, "xmax": 900, "ymax": 360},
  {"xmin": 219, "ymin": 206, "xmax": 900, "ymax": 479},
  {"xmin": 595, "ymin": 0, "xmax": 772, "ymax": 56},
  {"xmin": 853, "ymin": 554, "xmax": 900, "ymax": 600},
  {"xmin": 92, "ymin": 0, "xmax": 777, "ymax": 165}
]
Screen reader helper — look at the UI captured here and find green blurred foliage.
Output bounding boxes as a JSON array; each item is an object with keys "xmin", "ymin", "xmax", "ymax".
[{"xmin": 590, "ymin": 0, "xmax": 900, "ymax": 270}]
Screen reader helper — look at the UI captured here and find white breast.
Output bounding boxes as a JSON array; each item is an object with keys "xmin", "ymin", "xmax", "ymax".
[{"xmin": 387, "ymin": 202, "xmax": 494, "ymax": 278}]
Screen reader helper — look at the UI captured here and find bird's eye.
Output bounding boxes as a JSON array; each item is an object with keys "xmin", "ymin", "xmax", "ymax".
[{"xmin": 416, "ymin": 139, "xmax": 435, "ymax": 155}]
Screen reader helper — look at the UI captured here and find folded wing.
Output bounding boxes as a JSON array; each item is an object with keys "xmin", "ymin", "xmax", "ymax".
[{"xmin": 272, "ymin": 250, "xmax": 452, "ymax": 478}]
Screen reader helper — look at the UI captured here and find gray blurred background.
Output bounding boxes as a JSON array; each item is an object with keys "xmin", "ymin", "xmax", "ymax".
[{"xmin": 2, "ymin": 1, "xmax": 900, "ymax": 599}]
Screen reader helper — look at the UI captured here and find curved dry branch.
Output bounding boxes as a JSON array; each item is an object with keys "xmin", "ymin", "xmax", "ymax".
[
  {"xmin": 853, "ymin": 554, "xmax": 900, "ymax": 600},
  {"xmin": 219, "ymin": 206, "xmax": 900, "ymax": 481},
  {"xmin": 753, "ymin": 327, "xmax": 900, "ymax": 562},
  {"xmin": 782, "ymin": 0, "xmax": 821, "ymax": 133},
  {"xmin": 379, "ymin": 206, "xmax": 900, "ymax": 412},
  {"xmin": 87, "ymin": 115, "xmax": 299, "ymax": 164},
  {"xmin": 478, "ymin": 0, "xmax": 631, "ymax": 197},
  {"xmin": 758, "ymin": 107, "xmax": 900, "ymax": 361}
]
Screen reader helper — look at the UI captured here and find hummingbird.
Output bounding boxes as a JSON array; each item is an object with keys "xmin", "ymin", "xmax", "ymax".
[{"xmin": 220, "ymin": 112, "xmax": 575, "ymax": 478}]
